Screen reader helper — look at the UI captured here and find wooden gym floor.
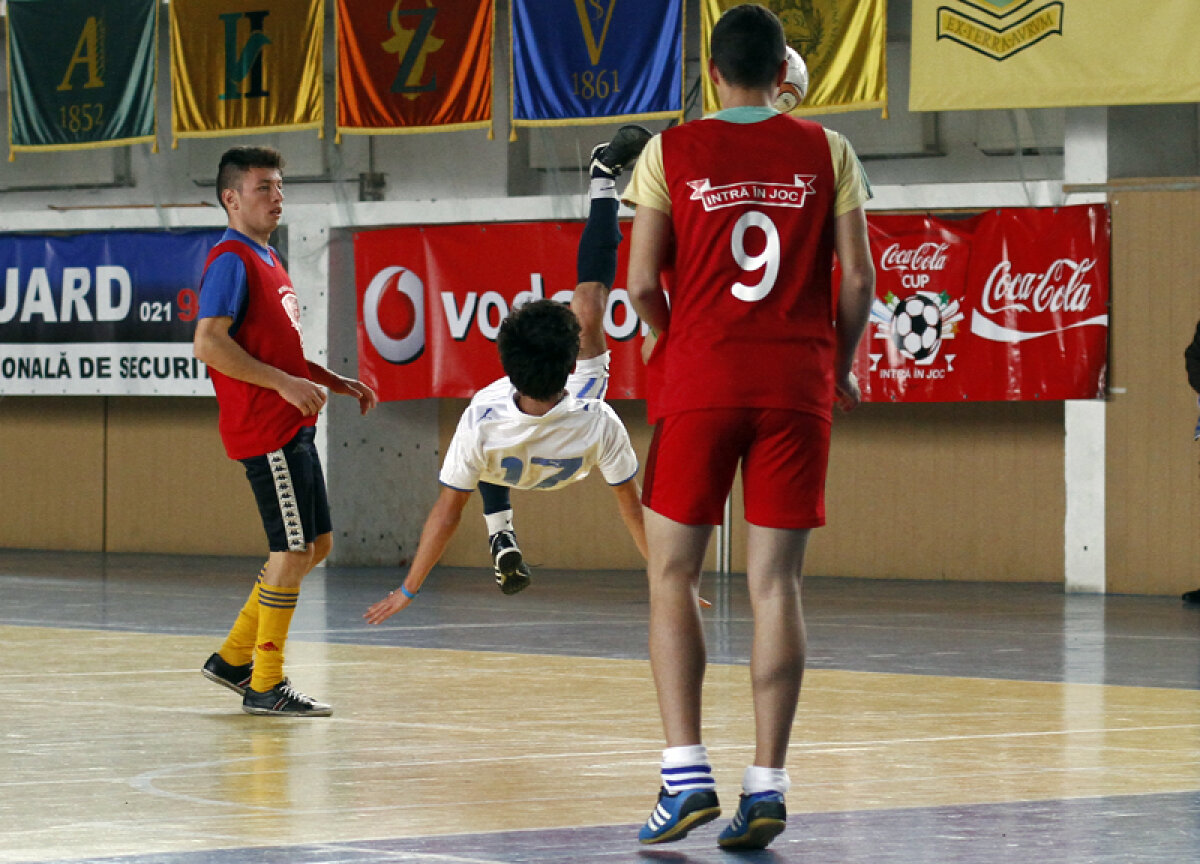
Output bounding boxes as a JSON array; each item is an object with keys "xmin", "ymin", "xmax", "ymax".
[{"xmin": 2, "ymin": 549, "xmax": 1199, "ymax": 863}]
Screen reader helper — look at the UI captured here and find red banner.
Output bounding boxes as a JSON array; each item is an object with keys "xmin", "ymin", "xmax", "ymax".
[
  {"xmin": 858, "ymin": 205, "xmax": 1109, "ymax": 402},
  {"xmin": 335, "ymin": 0, "xmax": 493, "ymax": 137},
  {"xmin": 355, "ymin": 205, "xmax": 1109, "ymax": 403},
  {"xmin": 355, "ymin": 221, "xmax": 645, "ymax": 401}
]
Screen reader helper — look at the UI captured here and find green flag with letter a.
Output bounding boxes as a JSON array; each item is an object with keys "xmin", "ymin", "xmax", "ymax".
[{"xmin": 7, "ymin": 0, "xmax": 158, "ymax": 158}]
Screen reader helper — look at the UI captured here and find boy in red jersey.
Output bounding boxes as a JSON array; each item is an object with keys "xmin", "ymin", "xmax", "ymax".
[
  {"xmin": 193, "ymin": 146, "xmax": 377, "ymax": 717},
  {"xmin": 624, "ymin": 4, "xmax": 876, "ymax": 850}
]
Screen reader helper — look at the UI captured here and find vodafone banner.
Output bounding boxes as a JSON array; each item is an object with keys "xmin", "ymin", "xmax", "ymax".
[
  {"xmin": 355, "ymin": 221, "xmax": 646, "ymax": 401},
  {"xmin": 356, "ymin": 205, "xmax": 1109, "ymax": 403},
  {"xmin": 859, "ymin": 205, "xmax": 1109, "ymax": 402}
]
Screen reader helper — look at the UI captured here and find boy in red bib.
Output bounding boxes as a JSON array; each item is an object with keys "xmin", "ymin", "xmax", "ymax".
[{"xmin": 194, "ymin": 146, "xmax": 377, "ymax": 717}]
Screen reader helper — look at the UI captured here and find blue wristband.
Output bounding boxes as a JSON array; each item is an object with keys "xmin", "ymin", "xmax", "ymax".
[{"xmin": 398, "ymin": 584, "xmax": 418, "ymax": 600}]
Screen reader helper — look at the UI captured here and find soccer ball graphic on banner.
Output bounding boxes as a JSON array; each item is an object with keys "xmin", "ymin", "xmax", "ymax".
[
  {"xmin": 774, "ymin": 46, "xmax": 809, "ymax": 113},
  {"xmin": 892, "ymin": 294, "xmax": 943, "ymax": 361}
]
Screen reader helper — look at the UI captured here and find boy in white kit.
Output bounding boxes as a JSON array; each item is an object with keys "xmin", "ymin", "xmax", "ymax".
[{"xmin": 364, "ymin": 128, "xmax": 651, "ymax": 622}]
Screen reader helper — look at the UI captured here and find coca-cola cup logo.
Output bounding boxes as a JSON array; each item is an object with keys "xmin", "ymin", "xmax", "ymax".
[
  {"xmin": 363, "ymin": 266, "xmax": 425, "ymax": 365},
  {"xmin": 879, "ymin": 242, "xmax": 950, "ymax": 272}
]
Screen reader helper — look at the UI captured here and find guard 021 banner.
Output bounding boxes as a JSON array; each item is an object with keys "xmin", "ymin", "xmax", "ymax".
[
  {"xmin": 0, "ymin": 230, "xmax": 223, "ymax": 396},
  {"xmin": 355, "ymin": 221, "xmax": 645, "ymax": 401}
]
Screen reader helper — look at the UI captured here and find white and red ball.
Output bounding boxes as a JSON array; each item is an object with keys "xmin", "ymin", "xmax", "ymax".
[{"xmin": 773, "ymin": 46, "xmax": 809, "ymax": 113}]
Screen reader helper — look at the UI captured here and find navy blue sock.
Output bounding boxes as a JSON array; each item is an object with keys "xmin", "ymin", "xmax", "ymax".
[
  {"xmin": 478, "ymin": 481, "xmax": 511, "ymax": 515},
  {"xmin": 576, "ymin": 197, "xmax": 621, "ymax": 289}
]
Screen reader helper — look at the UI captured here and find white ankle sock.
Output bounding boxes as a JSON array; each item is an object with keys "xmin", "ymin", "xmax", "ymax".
[
  {"xmin": 742, "ymin": 765, "xmax": 790, "ymax": 796},
  {"xmin": 484, "ymin": 509, "xmax": 514, "ymax": 536}
]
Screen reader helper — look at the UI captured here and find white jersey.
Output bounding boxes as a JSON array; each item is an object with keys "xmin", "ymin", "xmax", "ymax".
[{"xmin": 439, "ymin": 353, "xmax": 638, "ymax": 492}]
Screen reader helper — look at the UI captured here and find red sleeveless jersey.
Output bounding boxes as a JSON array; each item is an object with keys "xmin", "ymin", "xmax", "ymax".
[
  {"xmin": 650, "ymin": 114, "xmax": 837, "ymax": 422},
  {"xmin": 201, "ymin": 240, "xmax": 315, "ymax": 460}
]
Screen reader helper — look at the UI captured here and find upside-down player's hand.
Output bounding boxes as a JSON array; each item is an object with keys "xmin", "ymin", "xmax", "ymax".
[{"xmin": 364, "ymin": 588, "xmax": 412, "ymax": 624}]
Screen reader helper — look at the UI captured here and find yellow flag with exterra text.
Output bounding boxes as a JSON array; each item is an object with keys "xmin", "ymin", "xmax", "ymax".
[{"xmin": 909, "ymin": 0, "xmax": 1200, "ymax": 111}]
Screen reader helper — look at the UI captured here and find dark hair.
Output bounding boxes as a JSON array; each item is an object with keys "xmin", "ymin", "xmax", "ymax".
[
  {"xmin": 216, "ymin": 146, "xmax": 285, "ymax": 210},
  {"xmin": 498, "ymin": 299, "xmax": 581, "ymax": 401},
  {"xmin": 710, "ymin": 3, "xmax": 786, "ymax": 90}
]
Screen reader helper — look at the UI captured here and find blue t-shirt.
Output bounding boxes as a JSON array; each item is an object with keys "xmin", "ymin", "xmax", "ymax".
[{"xmin": 198, "ymin": 229, "xmax": 280, "ymax": 334}]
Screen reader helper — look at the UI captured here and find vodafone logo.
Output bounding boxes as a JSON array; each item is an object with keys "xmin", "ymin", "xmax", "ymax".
[{"xmin": 363, "ymin": 266, "xmax": 425, "ymax": 365}]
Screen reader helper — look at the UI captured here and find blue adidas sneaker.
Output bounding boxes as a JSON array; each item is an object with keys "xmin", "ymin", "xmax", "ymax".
[
  {"xmin": 638, "ymin": 787, "xmax": 721, "ymax": 844},
  {"xmin": 717, "ymin": 790, "xmax": 787, "ymax": 850}
]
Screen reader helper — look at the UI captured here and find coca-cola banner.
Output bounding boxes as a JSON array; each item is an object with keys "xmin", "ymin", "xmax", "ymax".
[
  {"xmin": 355, "ymin": 204, "xmax": 1109, "ymax": 403},
  {"xmin": 859, "ymin": 205, "xmax": 1109, "ymax": 402}
]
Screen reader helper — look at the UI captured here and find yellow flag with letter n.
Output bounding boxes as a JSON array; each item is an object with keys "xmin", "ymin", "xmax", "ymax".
[
  {"xmin": 910, "ymin": 0, "xmax": 1200, "ymax": 110},
  {"xmin": 170, "ymin": 0, "xmax": 324, "ymax": 146},
  {"xmin": 699, "ymin": 0, "xmax": 887, "ymax": 116}
]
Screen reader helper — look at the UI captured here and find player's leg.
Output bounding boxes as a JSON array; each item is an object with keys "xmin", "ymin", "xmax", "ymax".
[
  {"xmin": 638, "ymin": 509, "xmax": 722, "ymax": 845},
  {"xmin": 201, "ymin": 560, "xmax": 265, "ymax": 694},
  {"xmin": 574, "ymin": 125, "xmax": 652, "ymax": 362},
  {"xmin": 715, "ymin": 524, "xmax": 805, "ymax": 851},
  {"xmin": 479, "ymin": 481, "xmax": 530, "ymax": 595},
  {"xmin": 638, "ymin": 411, "xmax": 743, "ymax": 845},
  {"xmin": 744, "ymin": 525, "xmax": 810, "ymax": 768},
  {"xmin": 717, "ymin": 409, "xmax": 828, "ymax": 850},
  {"xmin": 238, "ymin": 427, "xmax": 333, "ymax": 717}
]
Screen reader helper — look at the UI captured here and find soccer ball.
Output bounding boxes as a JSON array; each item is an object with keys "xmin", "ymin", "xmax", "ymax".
[
  {"xmin": 773, "ymin": 46, "xmax": 809, "ymax": 113},
  {"xmin": 892, "ymin": 294, "xmax": 942, "ymax": 361}
]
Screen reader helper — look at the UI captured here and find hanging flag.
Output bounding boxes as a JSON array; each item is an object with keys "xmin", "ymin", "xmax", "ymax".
[
  {"xmin": 699, "ymin": 0, "xmax": 887, "ymax": 116},
  {"xmin": 510, "ymin": 0, "xmax": 684, "ymax": 135},
  {"xmin": 170, "ymin": 0, "xmax": 324, "ymax": 146},
  {"xmin": 910, "ymin": 0, "xmax": 1200, "ymax": 111},
  {"xmin": 6, "ymin": 0, "xmax": 158, "ymax": 159},
  {"xmin": 336, "ymin": 0, "xmax": 493, "ymax": 141}
]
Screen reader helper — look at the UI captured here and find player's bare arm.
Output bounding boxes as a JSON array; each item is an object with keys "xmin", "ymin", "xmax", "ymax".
[
  {"xmin": 193, "ymin": 315, "xmax": 327, "ymax": 416},
  {"xmin": 612, "ymin": 478, "xmax": 648, "ymax": 559},
  {"xmin": 832, "ymin": 206, "xmax": 875, "ymax": 412},
  {"xmin": 627, "ymin": 205, "xmax": 674, "ymax": 338},
  {"xmin": 306, "ymin": 361, "xmax": 378, "ymax": 415},
  {"xmin": 364, "ymin": 486, "xmax": 472, "ymax": 624}
]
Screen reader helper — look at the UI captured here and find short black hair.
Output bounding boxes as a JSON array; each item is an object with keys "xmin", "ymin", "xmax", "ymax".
[
  {"xmin": 710, "ymin": 3, "xmax": 786, "ymax": 90},
  {"xmin": 216, "ymin": 146, "xmax": 285, "ymax": 210},
  {"xmin": 498, "ymin": 299, "xmax": 581, "ymax": 401}
]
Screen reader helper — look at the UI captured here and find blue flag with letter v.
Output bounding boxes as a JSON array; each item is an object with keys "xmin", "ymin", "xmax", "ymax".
[{"xmin": 510, "ymin": 0, "xmax": 683, "ymax": 132}]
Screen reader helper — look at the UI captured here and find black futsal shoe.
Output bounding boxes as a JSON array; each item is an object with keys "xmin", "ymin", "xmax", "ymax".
[
  {"xmin": 1183, "ymin": 588, "xmax": 1200, "ymax": 604},
  {"xmin": 490, "ymin": 530, "xmax": 532, "ymax": 595},
  {"xmin": 201, "ymin": 652, "xmax": 252, "ymax": 696},
  {"xmin": 242, "ymin": 679, "xmax": 332, "ymax": 717},
  {"xmin": 589, "ymin": 124, "xmax": 653, "ymax": 179}
]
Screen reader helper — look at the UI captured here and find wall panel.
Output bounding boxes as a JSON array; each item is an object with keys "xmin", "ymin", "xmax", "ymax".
[
  {"xmin": 105, "ymin": 398, "xmax": 262, "ymax": 555},
  {"xmin": 437, "ymin": 393, "xmax": 1065, "ymax": 583},
  {"xmin": 1107, "ymin": 186, "xmax": 1200, "ymax": 595},
  {"xmin": 814, "ymin": 402, "xmax": 1064, "ymax": 582},
  {"xmin": 0, "ymin": 397, "xmax": 105, "ymax": 550}
]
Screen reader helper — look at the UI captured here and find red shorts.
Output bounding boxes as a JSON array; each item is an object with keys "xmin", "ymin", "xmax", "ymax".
[{"xmin": 642, "ymin": 407, "xmax": 831, "ymax": 529}]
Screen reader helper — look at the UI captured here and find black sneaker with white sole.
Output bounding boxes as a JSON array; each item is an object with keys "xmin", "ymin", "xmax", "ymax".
[
  {"xmin": 201, "ymin": 652, "xmax": 252, "ymax": 696},
  {"xmin": 490, "ymin": 529, "xmax": 532, "ymax": 595},
  {"xmin": 589, "ymin": 124, "xmax": 653, "ymax": 179},
  {"xmin": 242, "ymin": 679, "xmax": 332, "ymax": 717}
]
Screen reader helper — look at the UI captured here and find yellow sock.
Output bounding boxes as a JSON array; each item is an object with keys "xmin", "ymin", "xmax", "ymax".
[
  {"xmin": 218, "ymin": 564, "xmax": 267, "ymax": 666},
  {"xmin": 250, "ymin": 583, "xmax": 300, "ymax": 693}
]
